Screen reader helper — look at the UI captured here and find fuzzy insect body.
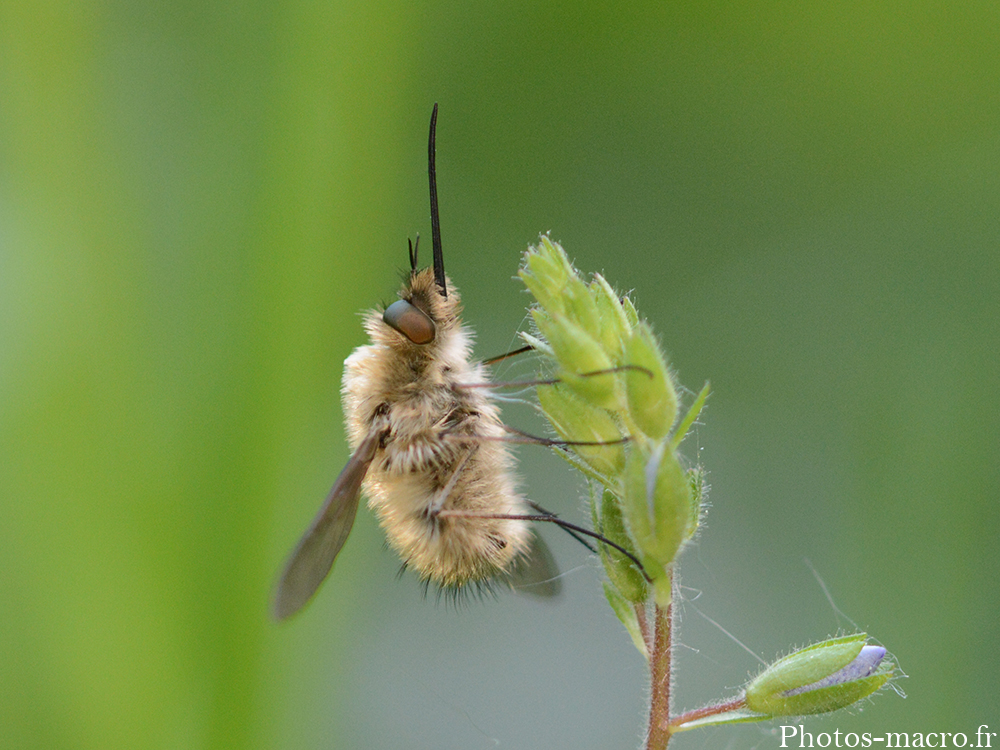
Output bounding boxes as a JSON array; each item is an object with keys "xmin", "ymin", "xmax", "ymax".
[
  {"xmin": 272, "ymin": 105, "xmax": 554, "ymax": 620},
  {"xmin": 342, "ymin": 267, "xmax": 532, "ymax": 588}
]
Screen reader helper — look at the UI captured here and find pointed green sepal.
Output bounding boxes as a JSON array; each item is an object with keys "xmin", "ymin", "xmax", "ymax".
[
  {"xmin": 621, "ymin": 295, "xmax": 640, "ymax": 329},
  {"xmin": 684, "ymin": 466, "xmax": 705, "ymax": 541},
  {"xmin": 517, "ymin": 331, "xmax": 553, "ymax": 358},
  {"xmin": 603, "ymin": 581, "xmax": 648, "ymax": 658},
  {"xmin": 670, "ymin": 381, "xmax": 710, "ymax": 449}
]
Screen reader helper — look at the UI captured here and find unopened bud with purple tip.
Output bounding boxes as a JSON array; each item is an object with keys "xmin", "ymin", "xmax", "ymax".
[
  {"xmin": 745, "ymin": 634, "xmax": 893, "ymax": 717},
  {"xmin": 783, "ymin": 645, "xmax": 886, "ymax": 695}
]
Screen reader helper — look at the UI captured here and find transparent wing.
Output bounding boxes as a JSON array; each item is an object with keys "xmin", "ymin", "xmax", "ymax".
[
  {"xmin": 508, "ymin": 530, "xmax": 562, "ymax": 598},
  {"xmin": 272, "ymin": 432, "xmax": 380, "ymax": 620}
]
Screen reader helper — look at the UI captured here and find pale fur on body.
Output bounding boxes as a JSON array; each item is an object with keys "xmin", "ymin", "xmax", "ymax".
[{"xmin": 342, "ymin": 267, "xmax": 533, "ymax": 589}]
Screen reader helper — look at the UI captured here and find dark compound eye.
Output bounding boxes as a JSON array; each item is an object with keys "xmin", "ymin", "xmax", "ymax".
[{"xmin": 383, "ymin": 299, "xmax": 436, "ymax": 344}]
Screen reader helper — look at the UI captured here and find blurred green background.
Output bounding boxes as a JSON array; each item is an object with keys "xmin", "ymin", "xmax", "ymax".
[{"xmin": 2, "ymin": 1, "xmax": 998, "ymax": 748}]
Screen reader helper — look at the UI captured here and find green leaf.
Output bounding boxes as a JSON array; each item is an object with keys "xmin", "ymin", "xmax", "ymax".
[
  {"xmin": 603, "ymin": 581, "xmax": 648, "ymax": 658},
  {"xmin": 670, "ymin": 380, "xmax": 710, "ymax": 450}
]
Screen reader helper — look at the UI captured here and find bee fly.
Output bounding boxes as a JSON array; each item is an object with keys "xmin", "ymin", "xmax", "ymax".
[{"xmin": 273, "ymin": 104, "xmax": 562, "ymax": 619}]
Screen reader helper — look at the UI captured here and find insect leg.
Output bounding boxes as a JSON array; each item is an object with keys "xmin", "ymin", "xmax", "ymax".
[
  {"xmin": 525, "ymin": 501, "xmax": 597, "ymax": 554},
  {"xmin": 437, "ymin": 507, "xmax": 651, "ymax": 582},
  {"xmin": 457, "ymin": 363, "xmax": 653, "ymax": 391},
  {"xmin": 441, "ymin": 425, "xmax": 630, "ymax": 449},
  {"xmin": 481, "ymin": 343, "xmax": 534, "ymax": 366},
  {"xmin": 426, "ymin": 448, "xmax": 475, "ymax": 518}
]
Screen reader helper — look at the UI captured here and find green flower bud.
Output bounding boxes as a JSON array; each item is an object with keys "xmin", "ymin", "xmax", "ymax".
[
  {"xmin": 595, "ymin": 488, "xmax": 647, "ymax": 603},
  {"xmin": 622, "ymin": 440, "xmax": 694, "ymax": 572},
  {"xmin": 561, "ymin": 274, "xmax": 603, "ymax": 341},
  {"xmin": 531, "ymin": 310, "xmax": 620, "ymax": 409},
  {"xmin": 536, "ymin": 384, "xmax": 625, "ymax": 480},
  {"xmin": 523, "ymin": 238, "xmax": 616, "ymax": 357},
  {"xmin": 745, "ymin": 635, "xmax": 893, "ymax": 716},
  {"xmin": 590, "ymin": 273, "xmax": 633, "ymax": 356},
  {"xmin": 624, "ymin": 321, "xmax": 677, "ymax": 440},
  {"xmin": 519, "ymin": 238, "xmax": 572, "ymax": 315},
  {"xmin": 537, "ymin": 235, "xmax": 577, "ymax": 278},
  {"xmin": 520, "ymin": 267, "xmax": 563, "ymax": 317}
]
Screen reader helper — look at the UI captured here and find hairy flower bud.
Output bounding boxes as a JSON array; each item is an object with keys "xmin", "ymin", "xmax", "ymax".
[
  {"xmin": 595, "ymin": 488, "xmax": 647, "ymax": 603},
  {"xmin": 531, "ymin": 310, "xmax": 620, "ymax": 409},
  {"xmin": 622, "ymin": 440, "xmax": 695, "ymax": 579},
  {"xmin": 537, "ymin": 384, "xmax": 625, "ymax": 480},
  {"xmin": 624, "ymin": 322, "xmax": 677, "ymax": 440},
  {"xmin": 519, "ymin": 237, "xmax": 572, "ymax": 315},
  {"xmin": 745, "ymin": 635, "xmax": 893, "ymax": 717},
  {"xmin": 590, "ymin": 273, "xmax": 633, "ymax": 356}
]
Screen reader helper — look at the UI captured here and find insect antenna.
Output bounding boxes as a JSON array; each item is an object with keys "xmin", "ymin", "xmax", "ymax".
[{"xmin": 428, "ymin": 102, "xmax": 446, "ymax": 297}]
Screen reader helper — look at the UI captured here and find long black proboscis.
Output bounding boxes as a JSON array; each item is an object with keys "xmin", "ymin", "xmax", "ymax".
[{"xmin": 428, "ymin": 103, "xmax": 446, "ymax": 297}]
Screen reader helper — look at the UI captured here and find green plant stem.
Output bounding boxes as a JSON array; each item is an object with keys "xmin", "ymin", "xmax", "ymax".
[
  {"xmin": 669, "ymin": 696, "xmax": 747, "ymax": 731},
  {"xmin": 644, "ymin": 589, "xmax": 673, "ymax": 750}
]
